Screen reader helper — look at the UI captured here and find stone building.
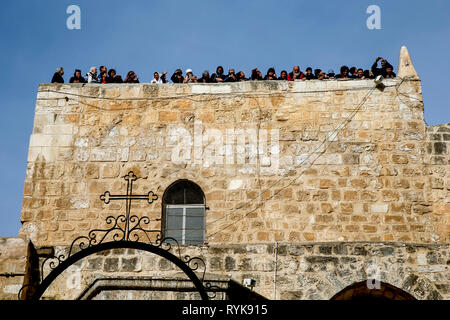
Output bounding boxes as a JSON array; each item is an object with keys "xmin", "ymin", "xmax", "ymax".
[{"xmin": 0, "ymin": 46, "xmax": 448, "ymax": 300}]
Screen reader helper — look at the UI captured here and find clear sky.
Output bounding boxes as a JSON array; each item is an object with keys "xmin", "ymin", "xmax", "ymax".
[{"xmin": 0, "ymin": 0, "xmax": 449, "ymax": 237}]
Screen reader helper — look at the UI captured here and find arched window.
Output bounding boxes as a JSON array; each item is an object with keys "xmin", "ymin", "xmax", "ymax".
[{"xmin": 163, "ymin": 180, "xmax": 205, "ymax": 245}]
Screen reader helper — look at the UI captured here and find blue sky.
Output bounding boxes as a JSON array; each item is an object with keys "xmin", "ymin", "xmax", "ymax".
[{"xmin": 0, "ymin": 0, "xmax": 449, "ymax": 237}]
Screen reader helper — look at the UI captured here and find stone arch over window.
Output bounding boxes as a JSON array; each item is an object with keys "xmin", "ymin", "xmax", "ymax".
[
  {"xmin": 162, "ymin": 180, "xmax": 206, "ymax": 245},
  {"xmin": 330, "ymin": 281, "xmax": 416, "ymax": 300}
]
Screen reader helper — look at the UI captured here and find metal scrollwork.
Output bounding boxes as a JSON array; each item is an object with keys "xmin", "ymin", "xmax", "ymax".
[{"xmin": 205, "ymin": 282, "xmax": 221, "ymax": 300}]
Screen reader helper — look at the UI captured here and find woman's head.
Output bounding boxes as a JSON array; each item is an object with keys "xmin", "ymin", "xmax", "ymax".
[{"xmin": 340, "ymin": 65, "xmax": 349, "ymax": 76}]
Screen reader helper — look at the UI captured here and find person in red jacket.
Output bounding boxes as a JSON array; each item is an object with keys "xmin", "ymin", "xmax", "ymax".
[{"xmin": 287, "ymin": 66, "xmax": 304, "ymax": 81}]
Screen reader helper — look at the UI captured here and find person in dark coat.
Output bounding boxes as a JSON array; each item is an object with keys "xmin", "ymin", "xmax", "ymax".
[
  {"xmin": 237, "ymin": 71, "xmax": 247, "ymax": 81},
  {"xmin": 251, "ymin": 68, "xmax": 263, "ymax": 80},
  {"xmin": 327, "ymin": 69, "xmax": 336, "ymax": 79},
  {"xmin": 51, "ymin": 67, "xmax": 64, "ymax": 83},
  {"xmin": 278, "ymin": 70, "xmax": 288, "ymax": 80},
  {"xmin": 384, "ymin": 65, "xmax": 396, "ymax": 78},
  {"xmin": 304, "ymin": 67, "xmax": 316, "ymax": 80},
  {"xmin": 69, "ymin": 69, "xmax": 86, "ymax": 83},
  {"xmin": 314, "ymin": 69, "xmax": 322, "ymax": 79},
  {"xmin": 349, "ymin": 67, "xmax": 358, "ymax": 79},
  {"xmin": 198, "ymin": 71, "xmax": 214, "ymax": 83},
  {"xmin": 171, "ymin": 69, "xmax": 184, "ymax": 83},
  {"xmin": 371, "ymin": 57, "xmax": 393, "ymax": 77},
  {"xmin": 124, "ymin": 71, "xmax": 139, "ymax": 83},
  {"xmin": 263, "ymin": 67, "xmax": 277, "ymax": 80},
  {"xmin": 211, "ymin": 66, "xmax": 226, "ymax": 83},
  {"xmin": 336, "ymin": 65, "xmax": 350, "ymax": 79},
  {"xmin": 225, "ymin": 69, "xmax": 238, "ymax": 82},
  {"xmin": 106, "ymin": 69, "xmax": 123, "ymax": 83},
  {"xmin": 364, "ymin": 69, "xmax": 374, "ymax": 79}
]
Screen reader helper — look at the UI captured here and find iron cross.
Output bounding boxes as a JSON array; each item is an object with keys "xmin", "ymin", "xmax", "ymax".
[{"xmin": 100, "ymin": 171, "xmax": 158, "ymax": 240}]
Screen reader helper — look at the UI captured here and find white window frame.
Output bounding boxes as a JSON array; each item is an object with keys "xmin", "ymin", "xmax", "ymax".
[{"xmin": 165, "ymin": 204, "xmax": 205, "ymax": 245}]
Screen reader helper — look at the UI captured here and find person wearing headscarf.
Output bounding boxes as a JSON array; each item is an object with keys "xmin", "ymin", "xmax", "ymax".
[
  {"xmin": 69, "ymin": 69, "xmax": 86, "ymax": 83},
  {"xmin": 263, "ymin": 67, "xmax": 277, "ymax": 80},
  {"xmin": 211, "ymin": 66, "xmax": 226, "ymax": 83},
  {"xmin": 51, "ymin": 67, "xmax": 65, "ymax": 83}
]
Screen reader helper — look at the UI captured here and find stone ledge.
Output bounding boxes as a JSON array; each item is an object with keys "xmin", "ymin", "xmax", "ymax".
[{"xmin": 37, "ymin": 78, "xmax": 403, "ymax": 98}]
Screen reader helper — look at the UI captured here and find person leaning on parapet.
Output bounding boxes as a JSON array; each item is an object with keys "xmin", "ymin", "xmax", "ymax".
[
  {"xmin": 263, "ymin": 67, "xmax": 277, "ymax": 80},
  {"xmin": 69, "ymin": 69, "xmax": 86, "ymax": 83},
  {"xmin": 251, "ymin": 68, "xmax": 263, "ymax": 80},
  {"xmin": 211, "ymin": 66, "xmax": 226, "ymax": 83},
  {"xmin": 198, "ymin": 70, "xmax": 214, "ymax": 83},
  {"xmin": 100, "ymin": 71, "xmax": 108, "ymax": 84},
  {"xmin": 349, "ymin": 66, "xmax": 358, "ymax": 79},
  {"xmin": 51, "ymin": 67, "xmax": 65, "ymax": 83},
  {"xmin": 106, "ymin": 69, "xmax": 123, "ymax": 83},
  {"xmin": 86, "ymin": 67, "xmax": 100, "ymax": 83},
  {"xmin": 336, "ymin": 65, "xmax": 350, "ymax": 79},
  {"xmin": 183, "ymin": 69, "xmax": 198, "ymax": 83},
  {"xmin": 371, "ymin": 57, "xmax": 394, "ymax": 77},
  {"xmin": 317, "ymin": 70, "xmax": 329, "ymax": 80},
  {"xmin": 151, "ymin": 71, "xmax": 167, "ymax": 84},
  {"xmin": 171, "ymin": 69, "xmax": 184, "ymax": 83},
  {"xmin": 287, "ymin": 66, "xmax": 304, "ymax": 81},
  {"xmin": 356, "ymin": 68, "xmax": 366, "ymax": 80},
  {"xmin": 384, "ymin": 64, "xmax": 396, "ymax": 79},
  {"xmin": 124, "ymin": 71, "xmax": 140, "ymax": 83},
  {"xmin": 327, "ymin": 69, "xmax": 336, "ymax": 79},
  {"xmin": 304, "ymin": 67, "xmax": 316, "ymax": 80},
  {"xmin": 98, "ymin": 66, "xmax": 107, "ymax": 82},
  {"xmin": 224, "ymin": 69, "xmax": 238, "ymax": 82},
  {"xmin": 364, "ymin": 69, "xmax": 374, "ymax": 79},
  {"xmin": 237, "ymin": 71, "xmax": 247, "ymax": 81},
  {"xmin": 278, "ymin": 70, "xmax": 288, "ymax": 80}
]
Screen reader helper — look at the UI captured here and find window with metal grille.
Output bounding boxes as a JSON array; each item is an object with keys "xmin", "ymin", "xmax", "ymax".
[{"xmin": 163, "ymin": 180, "xmax": 205, "ymax": 245}]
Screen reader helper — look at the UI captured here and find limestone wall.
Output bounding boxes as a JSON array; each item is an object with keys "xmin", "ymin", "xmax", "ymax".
[
  {"xmin": 36, "ymin": 242, "xmax": 449, "ymax": 300},
  {"xmin": 19, "ymin": 77, "xmax": 448, "ymax": 246}
]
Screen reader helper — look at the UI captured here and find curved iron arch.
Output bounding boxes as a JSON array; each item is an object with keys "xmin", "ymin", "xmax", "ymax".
[{"xmin": 29, "ymin": 240, "xmax": 208, "ymax": 300}]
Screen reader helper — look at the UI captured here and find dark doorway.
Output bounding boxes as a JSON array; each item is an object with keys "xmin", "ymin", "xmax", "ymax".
[{"xmin": 331, "ymin": 281, "xmax": 416, "ymax": 300}]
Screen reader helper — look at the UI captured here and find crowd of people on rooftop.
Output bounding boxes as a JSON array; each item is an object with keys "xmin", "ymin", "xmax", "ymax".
[{"xmin": 51, "ymin": 57, "xmax": 396, "ymax": 85}]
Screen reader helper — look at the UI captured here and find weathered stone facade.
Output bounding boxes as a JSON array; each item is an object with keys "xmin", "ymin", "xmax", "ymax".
[
  {"xmin": 37, "ymin": 242, "xmax": 449, "ymax": 300},
  {"xmin": 0, "ymin": 46, "xmax": 448, "ymax": 300}
]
